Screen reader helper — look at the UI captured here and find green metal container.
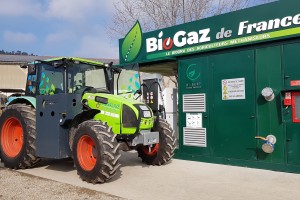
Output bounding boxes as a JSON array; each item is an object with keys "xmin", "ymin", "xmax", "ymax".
[{"xmin": 119, "ymin": 0, "xmax": 300, "ymax": 172}]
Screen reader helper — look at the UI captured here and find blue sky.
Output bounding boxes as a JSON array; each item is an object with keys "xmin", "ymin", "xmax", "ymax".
[
  {"xmin": 0, "ymin": 0, "xmax": 273, "ymax": 59},
  {"xmin": 0, "ymin": 0, "xmax": 118, "ymax": 58}
]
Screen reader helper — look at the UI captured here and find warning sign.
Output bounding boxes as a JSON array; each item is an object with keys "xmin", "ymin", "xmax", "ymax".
[
  {"xmin": 222, "ymin": 78, "xmax": 245, "ymax": 100},
  {"xmin": 146, "ymin": 92, "xmax": 154, "ymax": 104}
]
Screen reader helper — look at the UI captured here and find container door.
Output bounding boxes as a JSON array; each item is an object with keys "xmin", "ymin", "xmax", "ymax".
[
  {"xmin": 283, "ymin": 43, "xmax": 300, "ymax": 165},
  {"xmin": 283, "ymin": 43, "xmax": 300, "ymax": 90},
  {"xmin": 210, "ymin": 50, "xmax": 256, "ymax": 160},
  {"xmin": 178, "ymin": 56, "xmax": 210, "ymax": 156}
]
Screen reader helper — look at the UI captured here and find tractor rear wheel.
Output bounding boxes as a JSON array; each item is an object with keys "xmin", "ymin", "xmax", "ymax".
[
  {"xmin": 137, "ymin": 118, "xmax": 176, "ymax": 165},
  {"xmin": 0, "ymin": 104, "xmax": 39, "ymax": 169},
  {"xmin": 72, "ymin": 120, "xmax": 121, "ymax": 184}
]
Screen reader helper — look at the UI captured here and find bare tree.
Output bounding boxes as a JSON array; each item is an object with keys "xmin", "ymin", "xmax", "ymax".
[{"xmin": 108, "ymin": 0, "xmax": 275, "ymax": 39}]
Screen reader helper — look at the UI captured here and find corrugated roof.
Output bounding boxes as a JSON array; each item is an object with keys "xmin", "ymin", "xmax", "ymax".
[{"xmin": 0, "ymin": 55, "xmax": 119, "ymax": 65}]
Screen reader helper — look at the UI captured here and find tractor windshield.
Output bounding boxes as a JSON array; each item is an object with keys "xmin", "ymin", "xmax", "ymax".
[
  {"xmin": 68, "ymin": 63, "xmax": 109, "ymax": 94},
  {"xmin": 115, "ymin": 64, "xmax": 141, "ymax": 95}
]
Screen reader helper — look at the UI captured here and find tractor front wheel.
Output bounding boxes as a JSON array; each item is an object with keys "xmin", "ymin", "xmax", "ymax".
[
  {"xmin": 0, "ymin": 104, "xmax": 39, "ymax": 169},
  {"xmin": 137, "ymin": 118, "xmax": 176, "ymax": 165},
  {"xmin": 72, "ymin": 120, "xmax": 121, "ymax": 184}
]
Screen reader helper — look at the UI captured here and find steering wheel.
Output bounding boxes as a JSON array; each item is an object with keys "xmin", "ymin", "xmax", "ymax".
[
  {"xmin": 54, "ymin": 88, "xmax": 64, "ymax": 94},
  {"xmin": 74, "ymin": 85, "xmax": 84, "ymax": 92},
  {"xmin": 74, "ymin": 86, "xmax": 95, "ymax": 95}
]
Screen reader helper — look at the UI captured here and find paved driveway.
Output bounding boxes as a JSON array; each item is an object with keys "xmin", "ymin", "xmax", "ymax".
[{"xmin": 7, "ymin": 152, "xmax": 300, "ymax": 200}]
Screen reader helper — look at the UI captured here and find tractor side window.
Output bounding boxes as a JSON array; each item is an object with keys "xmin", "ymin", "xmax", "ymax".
[
  {"xmin": 68, "ymin": 63, "xmax": 107, "ymax": 93},
  {"xmin": 116, "ymin": 64, "xmax": 141, "ymax": 95},
  {"xmin": 38, "ymin": 64, "xmax": 64, "ymax": 95},
  {"xmin": 85, "ymin": 69, "xmax": 106, "ymax": 89},
  {"xmin": 68, "ymin": 71, "xmax": 83, "ymax": 93}
]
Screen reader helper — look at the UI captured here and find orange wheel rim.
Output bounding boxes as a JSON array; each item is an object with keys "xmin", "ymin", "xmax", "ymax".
[
  {"xmin": 142, "ymin": 143, "xmax": 160, "ymax": 156},
  {"xmin": 1, "ymin": 117, "xmax": 23, "ymax": 158},
  {"xmin": 77, "ymin": 135, "xmax": 97, "ymax": 171}
]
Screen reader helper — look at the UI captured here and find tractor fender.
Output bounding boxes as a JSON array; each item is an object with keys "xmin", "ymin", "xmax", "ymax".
[
  {"xmin": 68, "ymin": 109, "xmax": 100, "ymax": 149},
  {"xmin": 70, "ymin": 109, "xmax": 100, "ymax": 128},
  {"xmin": 6, "ymin": 96, "xmax": 36, "ymax": 108}
]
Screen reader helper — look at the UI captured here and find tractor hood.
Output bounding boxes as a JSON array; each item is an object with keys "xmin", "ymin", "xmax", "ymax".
[
  {"xmin": 83, "ymin": 93, "xmax": 144, "ymax": 107},
  {"xmin": 82, "ymin": 92, "xmax": 154, "ymax": 135}
]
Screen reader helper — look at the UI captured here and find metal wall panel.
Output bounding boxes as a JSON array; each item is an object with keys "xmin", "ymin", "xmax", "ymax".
[{"xmin": 0, "ymin": 64, "xmax": 27, "ymax": 90}]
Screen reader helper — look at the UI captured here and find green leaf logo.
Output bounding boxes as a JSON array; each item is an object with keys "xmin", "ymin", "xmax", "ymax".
[
  {"xmin": 188, "ymin": 70, "xmax": 195, "ymax": 78},
  {"xmin": 122, "ymin": 21, "xmax": 142, "ymax": 63},
  {"xmin": 186, "ymin": 64, "xmax": 200, "ymax": 81}
]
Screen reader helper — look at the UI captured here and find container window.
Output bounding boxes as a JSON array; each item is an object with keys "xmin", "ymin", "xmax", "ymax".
[{"xmin": 292, "ymin": 92, "xmax": 300, "ymax": 122}]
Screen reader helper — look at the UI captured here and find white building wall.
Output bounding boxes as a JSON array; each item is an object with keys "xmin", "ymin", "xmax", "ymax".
[{"xmin": 0, "ymin": 64, "xmax": 27, "ymax": 95}]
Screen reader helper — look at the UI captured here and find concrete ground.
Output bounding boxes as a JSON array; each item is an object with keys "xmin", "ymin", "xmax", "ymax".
[{"xmin": 3, "ymin": 151, "xmax": 297, "ymax": 200}]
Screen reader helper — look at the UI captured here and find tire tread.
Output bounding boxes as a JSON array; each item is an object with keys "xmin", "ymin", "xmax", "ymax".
[
  {"xmin": 137, "ymin": 118, "xmax": 176, "ymax": 165},
  {"xmin": 0, "ymin": 104, "xmax": 39, "ymax": 169},
  {"xmin": 73, "ymin": 120, "xmax": 121, "ymax": 184}
]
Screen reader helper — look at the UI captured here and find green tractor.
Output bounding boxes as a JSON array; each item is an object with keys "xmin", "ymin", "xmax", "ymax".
[{"xmin": 0, "ymin": 57, "xmax": 176, "ymax": 183}]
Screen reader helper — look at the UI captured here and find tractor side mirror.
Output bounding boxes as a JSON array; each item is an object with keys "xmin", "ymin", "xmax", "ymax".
[
  {"xmin": 110, "ymin": 66, "xmax": 122, "ymax": 74},
  {"xmin": 21, "ymin": 64, "xmax": 36, "ymax": 75},
  {"xmin": 28, "ymin": 65, "xmax": 36, "ymax": 75},
  {"xmin": 134, "ymin": 89, "xmax": 142, "ymax": 95}
]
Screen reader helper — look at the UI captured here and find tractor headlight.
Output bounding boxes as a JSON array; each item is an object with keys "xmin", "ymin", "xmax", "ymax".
[
  {"xmin": 139, "ymin": 105, "xmax": 149, "ymax": 110},
  {"xmin": 143, "ymin": 111, "xmax": 151, "ymax": 118},
  {"xmin": 139, "ymin": 105, "xmax": 152, "ymax": 118},
  {"xmin": 122, "ymin": 104, "xmax": 138, "ymax": 127}
]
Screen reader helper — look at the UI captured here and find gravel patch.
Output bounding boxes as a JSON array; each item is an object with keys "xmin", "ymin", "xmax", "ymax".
[{"xmin": 0, "ymin": 168, "xmax": 125, "ymax": 200}]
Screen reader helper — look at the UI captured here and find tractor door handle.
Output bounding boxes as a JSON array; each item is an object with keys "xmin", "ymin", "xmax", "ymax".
[
  {"xmin": 250, "ymin": 116, "xmax": 255, "ymax": 119},
  {"xmin": 287, "ymin": 138, "xmax": 292, "ymax": 142}
]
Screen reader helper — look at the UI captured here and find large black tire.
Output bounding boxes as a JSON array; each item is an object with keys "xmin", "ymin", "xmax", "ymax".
[
  {"xmin": 72, "ymin": 120, "xmax": 121, "ymax": 184},
  {"xmin": 137, "ymin": 118, "xmax": 176, "ymax": 165},
  {"xmin": 0, "ymin": 104, "xmax": 39, "ymax": 169}
]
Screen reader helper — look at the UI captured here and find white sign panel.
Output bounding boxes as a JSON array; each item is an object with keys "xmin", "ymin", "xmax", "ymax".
[
  {"xmin": 186, "ymin": 113, "xmax": 202, "ymax": 128},
  {"xmin": 222, "ymin": 78, "xmax": 245, "ymax": 100}
]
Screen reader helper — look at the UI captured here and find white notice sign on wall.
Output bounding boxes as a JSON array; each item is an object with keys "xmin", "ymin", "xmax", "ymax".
[
  {"xmin": 222, "ymin": 78, "xmax": 245, "ymax": 100},
  {"xmin": 186, "ymin": 113, "xmax": 202, "ymax": 128}
]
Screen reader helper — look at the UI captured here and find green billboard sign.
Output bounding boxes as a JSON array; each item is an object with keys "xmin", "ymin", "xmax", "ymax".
[{"xmin": 119, "ymin": 0, "xmax": 300, "ymax": 65}]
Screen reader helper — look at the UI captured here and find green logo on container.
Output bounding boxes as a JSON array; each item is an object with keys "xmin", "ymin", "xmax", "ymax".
[
  {"xmin": 186, "ymin": 64, "xmax": 200, "ymax": 81},
  {"xmin": 121, "ymin": 21, "xmax": 142, "ymax": 63}
]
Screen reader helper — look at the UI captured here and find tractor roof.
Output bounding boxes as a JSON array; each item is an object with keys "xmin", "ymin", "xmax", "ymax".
[
  {"xmin": 48, "ymin": 57, "xmax": 106, "ymax": 66},
  {"xmin": 33, "ymin": 57, "xmax": 108, "ymax": 67}
]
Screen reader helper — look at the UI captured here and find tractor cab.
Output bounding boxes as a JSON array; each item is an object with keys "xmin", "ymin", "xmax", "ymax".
[{"xmin": 24, "ymin": 58, "xmax": 111, "ymax": 97}]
